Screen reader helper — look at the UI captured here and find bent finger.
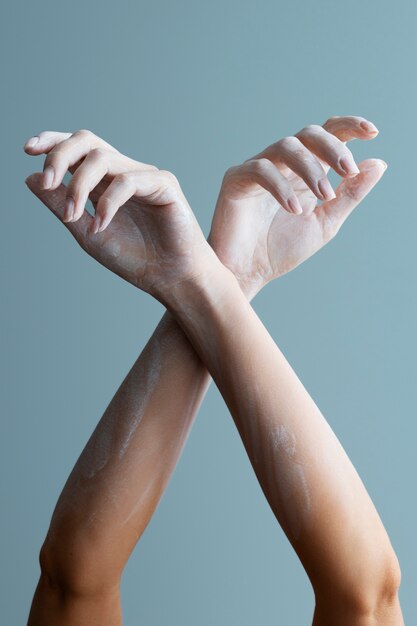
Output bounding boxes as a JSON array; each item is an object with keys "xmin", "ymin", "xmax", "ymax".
[
  {"xmin": 92, "ymin": 170, "xmax": 181, "ymax": 233},
  {"xmin": 25, "ymin": 172, "xmax": 92, "ymax": 244},
  {"xmin": 229, "ymin": 159, "xmax": 303, "ymax": 214},
  {"xmin": 296, "ymin": 124, "xmax": 360, "ymax": 178},
  {"xmin": 257, "ymin": 136, "xmax": 336, "ymax": 201},
  {"xmin": 318, "ymin": 159, "xmax": 387, "ymax": 235}
]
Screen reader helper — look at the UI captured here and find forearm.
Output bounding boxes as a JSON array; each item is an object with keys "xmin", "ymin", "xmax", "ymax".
[
  {"xmin": 166, "ymin": 266, "xmax": 401, "ymax": 606},
  {"xmin": 41, "ymin": 309, "xmax": 211, "ymax": 582}
]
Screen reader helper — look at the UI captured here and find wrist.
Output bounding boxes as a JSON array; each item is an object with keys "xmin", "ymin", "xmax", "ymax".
[
  {"xmin": 207, "ymin": 228, "xmax": 267, "ymax": 302},
  {"xmin": 162, "ymin": 255, "xmax": 260, "ymax": 385},
  {"xmin": 164, "ymin": 258, "xmax": 239, "ymax": 320},
  {"xmin": 234, "ymin": 274, "xmax": 265, "ymax": 301}
]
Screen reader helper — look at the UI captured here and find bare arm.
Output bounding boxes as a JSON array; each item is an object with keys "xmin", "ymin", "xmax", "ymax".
[
  {"xmin": 166, "ymin": 266, "xmax": 403, "ymax": 625},
  {"xmin": 23, "ymin": 135, "xmax": 218, "ymax": 626},
  {"xmin": 44, "ymin": 311, "xmax": 210, "ymax": 576}
]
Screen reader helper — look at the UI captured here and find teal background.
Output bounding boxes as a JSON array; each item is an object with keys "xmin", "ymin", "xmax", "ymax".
[{"xmin": 1, "ymin": 0, "xmax": 416, "ymax": 623}]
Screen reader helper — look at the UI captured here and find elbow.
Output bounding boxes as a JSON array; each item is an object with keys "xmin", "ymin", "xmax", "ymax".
[
  {"xmin": 38, "ymin": 522, "xmax": 121, "ymax": 599},
  {"xmin": 313, "ymin": 546, "xmax": 402, "ymax": 620}
]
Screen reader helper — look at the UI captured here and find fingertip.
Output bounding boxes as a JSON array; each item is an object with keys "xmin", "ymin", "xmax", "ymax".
[
  {"xmin": 287, "ymin": 196, "xmax": 303, "ymax": 215},
  {"xmin": 318, "ymin": 178, "xmax": 337, "ymax": 201},
  {"xmin": 25, "ymin": 172, "xmax": 43, "ymax": 189},
  {"xmin": 69, "ymin": 209, "xmax": 83, "ymax": 224},
  {"xmin": 98, "ymin": 220, "xmax": 108, "ymax": 233},
  {"xmin": 90, "ymin": 214, "xmax": 105, "ymax": 234},
  {"xmin": 359, "ymin": 121, "xmax": 379, "ymax": 136},
  {"xmin": 339, "ymin": 156, "xmax": 361, "ymax": 178},
  {"xmin": 90, "ymin": 216, "xmax": 100, "ymax": 234},
  {"xmin": 359, "ymin": 158, "xmax": 388, "ymax": 174},
  {"xmin": 23, "ymin": 136, "xmax": 40, "ymax": 152}
]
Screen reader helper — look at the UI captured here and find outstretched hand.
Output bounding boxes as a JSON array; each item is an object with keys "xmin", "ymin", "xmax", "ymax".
[
  {"xmin": 208, "ymin": 115, "xmax": 386, "ymax": 297},
  {"xmin": 24, "ymin": 131, "xmax": 217, "ymax": 302}
]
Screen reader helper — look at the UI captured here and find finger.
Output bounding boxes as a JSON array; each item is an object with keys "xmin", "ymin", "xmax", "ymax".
[
  {"xmin": 65, "ymin": 149, "xmax": 160, "ymax": 223},
  {"xmin": 323, "ymin": 116, "xmax": 379, "ymax": 143},
  {"xmin": 64, "ymin": 149, "xmax": 118, "ymax": 222},
  {"xmin": 25, "ymin": 172, "xmax": 92, "ymax": 243},
  {"xmin": 296, "ymin": 124, "xmax": 360, "ymax": 178},
  {"xmin": 318, "ymin": 159, "xmax": 387, "ymax": 234},
  {"xmin": 257, "ymin": 137, "xmax": 336, "ymax": 201},
  {"xmin": 23, "ymin": 131, "xmax": 72, "ymax": 155},
  {"xmin": 92, "ymin": 170, "xmax": 181, "ymax": 233},
  {"xmin": 39, "ymin": 129, "xmax": 114, "ymax": 192},
  {"xmin": 230, "ymin": 159, "xmax": 303, "ymax": 214}
]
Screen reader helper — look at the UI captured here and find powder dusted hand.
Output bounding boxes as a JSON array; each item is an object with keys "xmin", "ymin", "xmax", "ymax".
[
  {"xmin": 24, "ymin": 130, "xmax": 218, "ymax": 303},
  {"xmin": 209, "ymin": 115, "xmax": 386, "ymax": 297}
]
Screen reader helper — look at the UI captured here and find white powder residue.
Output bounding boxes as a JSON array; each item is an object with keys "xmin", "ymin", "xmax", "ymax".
[
  {"xmin": 270, "ymin": 423, "xmax": 312, "ymax": 542},
  {"xmin": 117, "ymin": 339, "xmax": 162, "ymax": 459},
  {"xmin": 75, "ymin": 336, "xmax": 162, "ymax": 482}
]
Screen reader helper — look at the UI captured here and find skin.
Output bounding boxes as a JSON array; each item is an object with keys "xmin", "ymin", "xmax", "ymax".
[{"xmin": 24, "ymin": 116, "xmax": 403, "ymax": 625}]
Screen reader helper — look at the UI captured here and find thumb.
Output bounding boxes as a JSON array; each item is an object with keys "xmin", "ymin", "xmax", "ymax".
[
  {"xmin": 320, "ymin": 158, "xmax": 387, "ymax": 230},
  {"xmin": 25, "ymin": 172, "xmax": 92, "ymax": 242}
]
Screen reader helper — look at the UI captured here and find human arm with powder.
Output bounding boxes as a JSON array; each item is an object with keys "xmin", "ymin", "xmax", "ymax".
[
  {"xmin": 24, "ymin": 118, "xmax": 403, "ymax": 626},
  {"xmin": 24, "ymin": 133, "xmax": 216, "ymax": 626}
]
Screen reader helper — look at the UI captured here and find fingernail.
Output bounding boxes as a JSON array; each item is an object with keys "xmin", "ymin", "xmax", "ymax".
[
  {"xmin": 381, "ymin": 160, "xmax": 388, "ymax": 171},
  {"xmin": 91, "ymin": 215, "xmax": 101, "ymax": 234},
  {"xmin": 42, "ymin": 166, "xmax": 54, "ymax": 190},
  {"xmin": 287, "ymin": 196, "xmax": 303, "ymax": 215},
  {"xmin": 360, "ymin": 121, "xmax": 379, "ymax": 134},
  {"xmin": 25, "ymin": 136, "xmax": 39, "ymax": 149},
  {"xmin": 63, "ymin": 198, "xmax": 74, "ymax": 222},
  {"xmin": 318, "ymin": 178, "xmax": 336, "ymax": 201},
  {"xmin": 339, "ymin": 156, "xmax": 360, "ymax": 177},
  {"xmin": 98, "ymin": 219, "xmax": 108, "ymax": 233}
]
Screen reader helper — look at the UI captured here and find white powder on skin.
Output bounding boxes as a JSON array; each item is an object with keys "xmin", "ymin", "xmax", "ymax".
[
  {"xmin": 51, "ymin": 336, "xmax": 163, "ymax": 532},
  {"xmin": 77, "ymin": 337, "xmax": 162, "ymax": 481},
  {"xmin": 270, "ymin": 423, "xmax": 312, "ymax": 542},
  {"xmin": 117, "ymin": 341, "xmax": 162, "ymax": 460},
  {"xmin": 120, "ymin": 477, "xmax": 158, "ymax": 528},
  {"xmin": 50, "ymin": 309, "xmax": 209, "ymax": 536}
]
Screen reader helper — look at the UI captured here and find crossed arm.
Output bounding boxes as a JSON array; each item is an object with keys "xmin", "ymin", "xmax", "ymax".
[{"xmin": 24, "ymin": 117, "xmax": 403, "ymax": 626}]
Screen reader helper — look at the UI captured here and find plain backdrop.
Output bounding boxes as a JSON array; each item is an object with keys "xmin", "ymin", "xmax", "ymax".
[{"xmin": 1, "ymin": 1, "xmax": 416, "ymax": 624}]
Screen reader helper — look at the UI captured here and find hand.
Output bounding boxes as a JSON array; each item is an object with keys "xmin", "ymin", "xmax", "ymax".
[
  {"xmin": 208, "ymin": 116, "xmax": 386, "ymax": 298},
  {"xmin": 24, "ymin": 130, "xmax": 218, "ymax": 303}
]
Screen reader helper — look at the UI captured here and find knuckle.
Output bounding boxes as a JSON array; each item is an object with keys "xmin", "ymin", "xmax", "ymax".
[
  {"xmin": 323, "ymin": 115, "xmax": 340, "ymax": 128},
  {"xmin": 89, "ymin": 147, "xmax": 108, "ymax": 161},
  {"xmin": 221, "ymin": 165, "xmax": 239, "ymax": 186},
  {"xmin": 250, "ymin": 158, "xmax": 271, "ymax": 174},
  {"xmin": 73, "ymin": 129, "xmax": 94, "ymax": 140},
  {"xmin": 224, "ymin": 164, "xmax": 238, "ymax": 178},
  {"xmin": 145, "ymin": 163, "xmax": 159, "ymax": 172},
  {"xmin": 115, "ymin": 172, "xmax": 132, "ymax": 185},
  {"xmin": 277, "ymin": 135, "xmax": 301, "ymax": 151},
  {"xmin": 300, "ymin": 123, "xmax": 322, "ymax": 136},
  {"xmin": 160, "ymin": 170, "xmax": 179, "ymax": 187}
]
